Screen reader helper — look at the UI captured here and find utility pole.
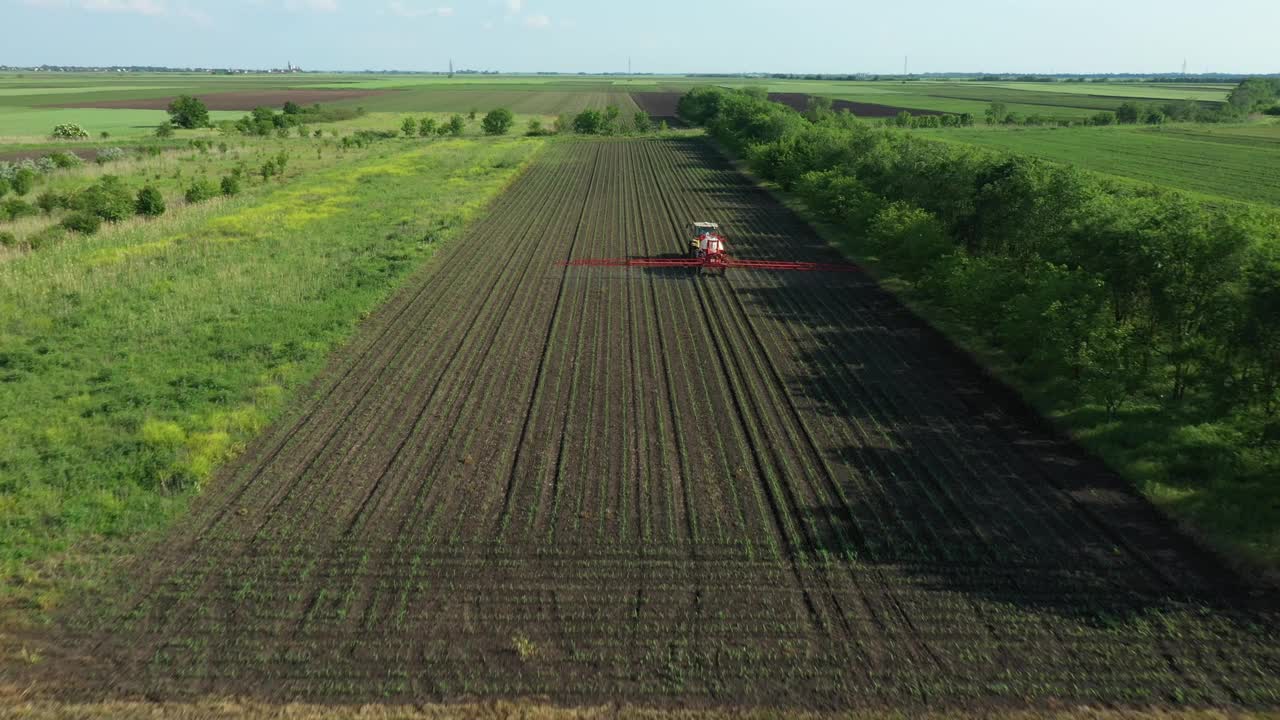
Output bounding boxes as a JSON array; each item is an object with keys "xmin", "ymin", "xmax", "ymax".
[
  {"xmin": 903, "ymin": 55, "xmax": 909, "ymax": 77},
  {"xmin": 448, "ymin": 59, "xmax": 454, "ymax": 78},
  {"xmin": 628, "ymin": 56, "xmax": 632, "ymax": 75}
]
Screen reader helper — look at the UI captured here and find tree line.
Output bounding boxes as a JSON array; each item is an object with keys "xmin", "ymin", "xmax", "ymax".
[{"xmin": 679, "ymin": 86, "xmax": 1280, "ymax": 506}]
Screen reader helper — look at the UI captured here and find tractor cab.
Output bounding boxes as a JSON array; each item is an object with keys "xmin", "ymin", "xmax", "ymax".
[{"xmin": 688, "ymin": 222, "xmax": 726, "ymax": 259}]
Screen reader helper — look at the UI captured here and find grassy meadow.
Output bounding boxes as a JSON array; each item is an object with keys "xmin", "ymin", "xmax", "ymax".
[
  {"xmin": 930, "ymin": 122, "xmax": 1280, "ymax": 205},
  {"xmin": 0, "ymin": 134, "xmax": 546, "ymax": 616}
]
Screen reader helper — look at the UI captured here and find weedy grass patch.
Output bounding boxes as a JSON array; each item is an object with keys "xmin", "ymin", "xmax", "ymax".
[{"xmin": 0, "ymin": 136, "xmax": 546, "ymax": 618}]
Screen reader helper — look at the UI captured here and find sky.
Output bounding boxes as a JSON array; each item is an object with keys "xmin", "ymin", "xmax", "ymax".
[{"xmin": 3, "ymin": 0, "xmax": 1279, "ymax": 75}]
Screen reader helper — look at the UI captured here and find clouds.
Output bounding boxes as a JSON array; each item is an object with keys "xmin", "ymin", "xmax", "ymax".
[
  {"xmin": 387, "ymin": 1, "xmax": 453, "ymax": 18},
  {"xmin": 20, "ymin": 0, "xmax": 210, "ymax": 23},
  {"xmin": 283, "ymin": 0, "xmax": 337, "ymax": 12},
  {"xmin": 523, "ymin": 13, "xmax": 549, "ymax": 28}
]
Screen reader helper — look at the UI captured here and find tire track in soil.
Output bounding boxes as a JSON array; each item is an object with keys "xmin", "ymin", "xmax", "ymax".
[{"xmin": 33, "ymin": 138, "xmax": 1280, "ymax": 711}]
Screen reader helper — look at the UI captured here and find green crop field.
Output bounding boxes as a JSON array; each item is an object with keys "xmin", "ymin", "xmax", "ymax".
[
  {"xmin": 930, "ymin": 123, "xmax": 1280, "ymax": 205},
  {"xmin": 4, "ymin": 69, "xmax": 1280, "ymax": 717}
]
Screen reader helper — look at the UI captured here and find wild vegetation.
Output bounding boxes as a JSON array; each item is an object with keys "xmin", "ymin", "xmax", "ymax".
[
  {"xmin": 0, "ymin": 136, "xmax": 545, "ymax": 615},
  {"xmin": 680, "ymin": 86, "xmax": 1280, "ymax": 564}
]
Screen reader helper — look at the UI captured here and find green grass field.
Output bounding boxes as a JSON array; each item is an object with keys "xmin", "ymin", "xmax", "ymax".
[
  {"xmin": 0, "ymin": 133, "xmax": 546, "ymax": 615},
  {"xmin": 0, "ymin": 72, "xmax": 1235, "ymax": 137},
  {"xmin": 930, "ymin": 123, "xmax": 1280, "ymax": 205}
]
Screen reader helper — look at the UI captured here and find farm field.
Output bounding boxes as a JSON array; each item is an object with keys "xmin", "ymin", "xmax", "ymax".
[
  {"xmin": 931, "ymin": 123, "xmax": 1280, "ymax": 205},
  {"xmin": 0, "ymin": 73, "xmax": 1238, "ymax": 141},
  {"xmin": 22, "ymin": 138, "xmax": 1280, "ymax": 710}
]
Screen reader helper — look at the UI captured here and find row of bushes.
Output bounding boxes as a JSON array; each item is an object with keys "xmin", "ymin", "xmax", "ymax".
[
  {"xmin": 679, "ymin": 86, "xmax": 1280, "ymax": 492},
  {"xmin": 0, "ymin": 163, "xmax": 256, "ymax": 249}
]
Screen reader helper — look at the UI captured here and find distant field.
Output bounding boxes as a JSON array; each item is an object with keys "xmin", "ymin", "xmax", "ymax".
[
  {"xmin": 931, "ymin": 123, "xmax": 1280, "ymax": 206},
  {"xmin": 0, "ymin": 107, "xmax": 242, "ymax": 140},
  {"xmin": 713, "ymin": 79, "xmax": 1231, "ymax": 120}
]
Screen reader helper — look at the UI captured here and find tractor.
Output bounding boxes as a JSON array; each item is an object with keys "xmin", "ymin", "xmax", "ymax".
[{"xmin": 687, "ymin": 221, "xmax": 728, "ymax": 275}]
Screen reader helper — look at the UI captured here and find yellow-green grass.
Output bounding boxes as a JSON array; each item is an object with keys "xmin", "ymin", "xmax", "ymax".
[
  {"xmin": 1, "ymin": 135, "xmax": 378, "ymax": 245},
  {"xmin": 0, "ymin": 108, "xmax": 243, "ymax": 141},
  {"xmin": 928, "ymin": 123, "xmax": 1280, "ymax": 206},
  {"xmin": 0, "ymin": 135, "xmax": 546, "ymax": 619}
]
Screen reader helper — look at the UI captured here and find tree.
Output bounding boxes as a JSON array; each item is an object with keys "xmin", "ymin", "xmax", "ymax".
[
  {"xmin": 446, "ymin": 115, "xmax": 466, "ymax": 136},
  {"xmin": 1115, "ymin": 101, "xmax": 1143, "ymax": 124},
  {"xmin": 418, "ymin": 117, "xmax": 437, "ymax": 137},
  {"xmin": 632, "ymin": 111, "xmax": 653, "ymax": 134},
  {"xmin": 804, "ymin": 95, "xmax": 834, "ymax": 123},
  {"xmin": 402, "ymin": 116, "xmax": 417, "ymax": 137},
  {"xmin": 50, "ymin": 123, "xmax": 89, "ymax": 140},
  {"xmin": 573, "ymin": 109, "xmax": 604, "ymax": 134},
  {"xmin": 220, "ymin": 174, "xmax": 241, "ymax": 196},
  {"xmin": 166, "ymin": 95, "xmax": 210, "ymax": 129},
  {"xmin": 984, "ymin": 102, "xmax": 1008, "ymax": 125},
  {"xmin": 526, "ymin": 118, "xmax": 545, "ymax": 136},
  {"xmin": 135, "ymin": 186, "xmax": 166, "ymax": 217},
  {"xmin": 1228, "ymin": 77, "xmax": 1280, "ymax": 113},
  {"xmin": 482, "ymin": 108, "xmax": 515, "ymax": 136},
  {"xmin": 282, "ymin": 101, "xmax": 302, "ymax": 115}
]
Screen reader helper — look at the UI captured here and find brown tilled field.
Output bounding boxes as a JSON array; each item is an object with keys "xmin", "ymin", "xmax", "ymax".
[
  {"xmin": 48, "ymin": 89, "xmax": 391, "ymax": 111},
  {"xmin": 767, "ymin": 92, "xmax": 944, "ymax": 118},
  {"xmin": 32, "ymin": 138, "xmax": 1280, "ymax": 711}
]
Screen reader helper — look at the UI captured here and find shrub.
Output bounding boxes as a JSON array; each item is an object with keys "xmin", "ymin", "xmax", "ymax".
[
  {"xmin": 154, "ymin": 121, "xmax": 175, "ymax": 138},
  {"xmin": 0, "ymin": 177, "xmax": 9, "ymax": 198},
  {"xmin": 27, "ymin": 225, "xmax": 68, "ymax": 250},
  {"xmin": 0, "ymin": 231, "xmax": 16, "ymax": 247},
  {"xmin": 482, "ymin": 108, "xmax": 515, "ymax": 136},
  {"xmin": 2, "ymin": 198, "xmax": 36, "ymax": 221},
  {"xmin": 73, "ymin": 175, "xmax": 134, "ymax": 221},
  {"xmin": 526, "ymin": 119, "xmax": 546, "ymax": 136},
  {"xmin": 61, "ymin": 211, "xmax": 102, "ymax": 234},
  {"xmin": 260, "ymin": 160, "xmax": 277, "ymax": 180},
  {"xmin": 11, "ymin": 168, "xmax": 37, "ymax": 196},
  {"xmin": 50, "ymin": 122, "xmax": 89, "ymax": 140},
  {"xmin": 418, "ymin": 117, "xmax": 437, "ymax": 137},
  {"xmin": 402, "ymin": 116, "xmax": 417, "ymax": 137},
  {"xmin": 96, "ymin": 147, "xmax": 126, "ymax": 164},
  {"xmin": 446, "ymin": 115, "xmax": 466, "ymax": 136},
  {"xmin": 167, "ymin": 95, "xmax": 210, "ymax": 129},
  {"xmin": 184, "ymin": 178, "xmax": 218, "ymax": 203},
  {"xmin": 45, "ymin": 150, "xmax": 83, "ymax": 168},
  {"xmin": 573, "ymin": 109, "xmax": 604, "ymax": 134},
  {"xmin": 135, "ymin": 186, "xmax": 166, "ymax": 216},
  {"xmin": 35, "ymin": 190, "xmax": 67, "ymax": 214},
  {"xmin": 220, "ymin": 174, "xmax": 241, "ymax": 196},
  {"xmin": 633, "ymin": 111, "xmax": 653, "ymax": 134},
  {"xmin": 100, "ymin": 131, "xmax": 110, "ymax": 139}
]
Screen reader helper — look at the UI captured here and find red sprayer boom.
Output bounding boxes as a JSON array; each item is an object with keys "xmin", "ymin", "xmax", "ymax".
[{"xmin": 562, "ymin": 221, "xmax": 859, "ymax": 274}]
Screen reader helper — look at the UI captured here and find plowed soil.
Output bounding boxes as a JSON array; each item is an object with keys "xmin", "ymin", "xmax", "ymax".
[
  {"xmin": 30, "ymin": 139, "xmax": 1280, "ymax": 711},
  {"xmin": 47, "ymin": 88, "xmax": 392, "ymax": 111},
  {"xmin": 630, "ymin": 92, "xmax": 685, "ymax": 126},
  {"xmin": 768, "ymin": 92, "xmax": 944, "ymax": 117}
]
